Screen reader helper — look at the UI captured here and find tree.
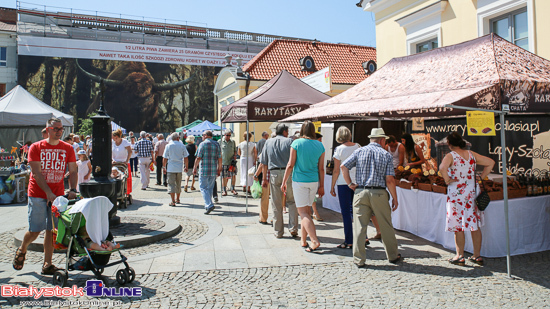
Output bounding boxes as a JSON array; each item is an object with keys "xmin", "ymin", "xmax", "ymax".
[{"xmin": 77, "ymin": 113, "xmax": 97, "ymax": 136}]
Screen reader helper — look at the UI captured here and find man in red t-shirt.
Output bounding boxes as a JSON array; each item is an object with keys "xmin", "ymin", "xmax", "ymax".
[{"xmin": 13, "ymin": 118, "xmax": 78, "ymax": 275}]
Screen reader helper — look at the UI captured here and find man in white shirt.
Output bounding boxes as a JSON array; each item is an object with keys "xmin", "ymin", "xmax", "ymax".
[
  {"xmin": 163, "ymin": 133, "xmax": 189, "ymax": 206},
  {"xmin": 385, "ymin": 135, "xmax": 405, "ymax": 169}
]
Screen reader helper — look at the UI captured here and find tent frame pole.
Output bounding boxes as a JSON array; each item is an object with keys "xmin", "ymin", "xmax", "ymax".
[
  {"xmin": 245, "ymin": 119, "xmax": 249, "ymax": 213},
  {"xmin": 445, "ymin": 104, "xmax": 511, "ymax": 278}
]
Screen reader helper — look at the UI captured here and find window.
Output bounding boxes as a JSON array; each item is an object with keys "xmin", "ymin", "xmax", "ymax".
[
  {"xmin": 0, "ymin": 84, "xmax": 5, "ymax": 97},
  {"xmin": 0, "ymin": 47, "xmax": 6, "ymax": 67},
  {"xmin": 416, "ymin": 38, "xmax": 438, "ymax": 53},
  {"xmin": 490, "ymin": 9, "xmax": 528, "ymax": 49}
]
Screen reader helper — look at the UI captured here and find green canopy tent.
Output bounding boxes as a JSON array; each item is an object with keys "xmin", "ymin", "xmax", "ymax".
[{"xmin": 175, "ymin": 119, "xmax": 203, "ymax": 132}]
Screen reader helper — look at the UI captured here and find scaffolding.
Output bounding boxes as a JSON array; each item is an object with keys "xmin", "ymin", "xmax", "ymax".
[{"xmin": 16, "ymin": 1, "xmax": 310, "ymax": 54}]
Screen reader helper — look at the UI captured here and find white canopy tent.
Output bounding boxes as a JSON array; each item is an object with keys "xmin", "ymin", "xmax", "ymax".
[{"xmin": 0, "ymin": 85, "xmax": 74, "ymax": 147}]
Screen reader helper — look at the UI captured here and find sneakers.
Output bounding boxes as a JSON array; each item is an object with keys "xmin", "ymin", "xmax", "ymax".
[
  {"xmin": 213, "ymin": 196, "xmax": 219, "ymax": 203},
  {"xmin": 204, "ymin": 206, "xmax": 215, "ymax": 214}
]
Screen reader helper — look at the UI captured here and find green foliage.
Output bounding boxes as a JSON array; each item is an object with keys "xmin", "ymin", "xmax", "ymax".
[{"xmin": 77, "ymin": 113, "xmax": 97, "ymax": 136}]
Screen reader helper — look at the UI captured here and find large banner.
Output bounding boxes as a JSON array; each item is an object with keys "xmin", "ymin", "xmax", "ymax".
[
  {"xmin": 411, "ymin": 115, "xmax": 550, "ymax": 177},
  {"xmin": 18, "ymin": 36, "xmax": 255, "ymax": 67},
  {"xmin": 16, "ymin": 37, "xmax": 258, "ymax": 132},
  {"xmin": 18, "ymin": 56, "xmax": 221, "ymax": 132}
]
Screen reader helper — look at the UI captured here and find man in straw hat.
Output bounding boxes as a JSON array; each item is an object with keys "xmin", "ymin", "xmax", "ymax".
[{"xmin": 341, "ymin": 128, "xmax": 402, "ymax": 268}]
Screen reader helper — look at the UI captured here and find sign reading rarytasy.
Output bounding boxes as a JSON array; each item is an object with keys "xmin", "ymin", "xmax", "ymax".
[
  {"xmin": 300, "ymin": 67, "xmax": 331, "ymax": 93},
  {"xmin": 17, "ymin": 36, "xmax": 256, "ymax": 67}
]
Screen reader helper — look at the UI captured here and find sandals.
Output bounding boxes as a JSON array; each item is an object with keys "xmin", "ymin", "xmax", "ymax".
[
  {"xmin": 176, "ymin": 199, "xmax": 180, "ymax": 203},
  {"xmin": 169, "ymin": 202, "xmax": 176, "ymax": 207},
  {"xmin": 336, "ymin": 242, "xmax": 352, "ymax": 249},
  {"xmin": 41, "ymin": 264, "xmax": 60, "ymax": 275},
  {"xmin": 372, "ymin": 233, "xmax": 382, "ymax": 240},
  {"xmin": 468, "ymin": 256, "xmax": 484, "ymax": 266},
  {"xmin": 231, "ymin": 190, "xmax": 238, "ymax": 196},
  {"xmin": 191, "ymin": 186, "xmax": 196, "ymax": 191},
  {"xmin": 222, "ymin": 191, "xmax": 228, "ymax": 196},
  {"xmin": 448, "ymin": 256, "xmax": 466, "ymax": 266},
  {"xmin": 313, "ymin": 215, "xmax": 324, "ymax": 221},
  {"xmin": 184, "ymin": 186, "xmax": 188, "ymax": 192},
  {"xmin": 13, "ymin": 247, "xmax": 26, "ymax": 270}
]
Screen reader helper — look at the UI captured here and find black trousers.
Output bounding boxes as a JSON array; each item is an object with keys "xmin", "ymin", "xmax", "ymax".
[{"xmin": 156, "ymin": 156, "xmax": 167, "ymax": 185}]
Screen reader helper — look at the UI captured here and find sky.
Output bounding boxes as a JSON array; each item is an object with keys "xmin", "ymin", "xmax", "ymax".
[{"xmin": 7, "ymin": 0, "xmax": 377, "ymax": 47}]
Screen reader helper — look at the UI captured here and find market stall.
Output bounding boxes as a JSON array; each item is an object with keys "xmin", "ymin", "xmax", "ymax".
[
  {"xmin": 285, "ymin": 34, "xmax": 550, "ymax": 275},
  {"xmin": 0, "ymin": 86, "xmax": 74, "ymax": 148},
  {"xmin": 220, "ymin": 69, "xmax": 330, "ymax": 211}
]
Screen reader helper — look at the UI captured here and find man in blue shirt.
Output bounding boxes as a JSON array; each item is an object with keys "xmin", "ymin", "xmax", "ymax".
[
  {"xmin": 341, "ymin": 128, "xmax": 401, "ymax": 268},
  {"xmin": 193, "ymin": 130, "xmax": 221, "ymax": 214}
]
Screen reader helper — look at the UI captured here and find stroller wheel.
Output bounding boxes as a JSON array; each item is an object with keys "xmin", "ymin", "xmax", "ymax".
[
  {"xmin": 53, "ymin": 269, "xmax": 68, "ymax": 287},
  {"xmin": 116, "ymin": 269, "xmax": 129, "ymax": 285},
  {"xmin": 126, "ymin": 267, "xmax": 135, "ymax": 283},
  {"xmin": 128, "ymin": 195, "xmax": 133, "ymax": 205},
  {"xmin": 120, "ymin": 199, "xmax": 127, "ymax": 209}
]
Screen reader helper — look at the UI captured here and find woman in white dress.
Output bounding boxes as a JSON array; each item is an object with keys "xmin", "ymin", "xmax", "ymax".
[
  {"xmin": 237, "ymin": 131, "xmax": 257, "ymax": 194},
  {"xmin": 112, "ymin": 129, "xmax": 133, "ymax": 194},
  {"xmin": 76, "ymin": 150, "xmax": 92, "ymax": 192}
]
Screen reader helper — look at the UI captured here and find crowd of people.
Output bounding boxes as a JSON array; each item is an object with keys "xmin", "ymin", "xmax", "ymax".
[{"xmin": 12, "ymin": 116, "xmax": 496, "ymax": 275}]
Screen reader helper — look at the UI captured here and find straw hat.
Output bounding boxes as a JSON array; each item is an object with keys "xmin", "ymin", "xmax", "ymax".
[{"xmin": 368, "ymin": 128, "xmax": 389, "ymax": 139}]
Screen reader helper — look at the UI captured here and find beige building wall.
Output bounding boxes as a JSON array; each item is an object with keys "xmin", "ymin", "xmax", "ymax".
[{"xmin": 367, "ymin": 0, "xmax": 549, "ymax": 67}]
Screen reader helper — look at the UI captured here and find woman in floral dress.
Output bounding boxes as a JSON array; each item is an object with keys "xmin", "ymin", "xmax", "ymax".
[{"xmin": 439, "ymin": 132, "xmax": 494, "ymax": 266}]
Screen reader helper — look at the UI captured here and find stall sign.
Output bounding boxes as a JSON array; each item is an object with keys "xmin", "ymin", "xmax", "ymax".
[
  {"xmin": 313, "ymin": 121, "xmax": 322, "ymax": 133},
  {"xmin": 466, "ymin": 111, "xmax": 496, "ymax": 136},
  {"xmin": 412, "ymin": 117, "xmax": 424, "ymax": 131}
]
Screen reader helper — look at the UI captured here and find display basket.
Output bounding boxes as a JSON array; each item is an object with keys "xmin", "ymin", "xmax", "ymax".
[
  {"xmin": 508, "ymin": 188, "xmax": 527, "ymax": 199},
  {"xmin": 418, "ymin": 183, "xmax": 433, "ymax": 192},
  {"xmin": 431, "ymin": 184, "xmax": 447, "ymax": 194},
  {"xmin": 399, "ymin": 181, "xmax": 412, "ymax": 190},
  {"xmin": 487, "ymin": 190, "xmax": 503, "ymax": 200}
]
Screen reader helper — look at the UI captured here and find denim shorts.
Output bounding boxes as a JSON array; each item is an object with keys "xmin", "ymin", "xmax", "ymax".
[{"xmin": 28, "ymin": 197, "xmax": 57, "ymax": 232}]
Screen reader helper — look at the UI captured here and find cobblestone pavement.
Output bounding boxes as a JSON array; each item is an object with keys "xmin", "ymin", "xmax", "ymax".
[
  {"xmin": 1, "ymin": 252, "xmax": 549, "ymax": 308},
  {"xmin": 0, "ymin": 215, "xmax": 208, "ymax": 264},
  {"xmin": 1, "ymin": 174, "xmax": 548, "ymax": 308}
]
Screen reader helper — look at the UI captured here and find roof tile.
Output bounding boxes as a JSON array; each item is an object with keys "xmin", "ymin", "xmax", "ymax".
[{"xmin": 243, "ymin": 40, "xmax": 376, "ymax": 84}]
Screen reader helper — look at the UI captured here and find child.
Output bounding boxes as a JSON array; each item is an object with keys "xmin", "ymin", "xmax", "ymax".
[
  {"xmin": 111, "ymin": 167, "xmax": 122, "ymax": 179},
  {"xmin": 77, "ymin": 225, "xmax": 120, "ymax": 251},
  {"xmin": 76, "ymin": 150, "xmax": 92, "ymax": 192}
]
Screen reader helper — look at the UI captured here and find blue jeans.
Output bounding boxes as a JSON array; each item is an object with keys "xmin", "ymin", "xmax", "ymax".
[
  {"xmin": 337, "ymin": 185, "xmax": 354, "ymax": 244},
  {"xmin": 199, "ymin": 175, "xmax": 216, "ymax": 210}
]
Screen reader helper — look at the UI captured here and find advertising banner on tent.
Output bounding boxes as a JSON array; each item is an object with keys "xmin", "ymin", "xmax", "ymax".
[
  {"xmin": 410, "ymin": 115, "xmax": 550, "ymax": 176},
  {"xmin": 18, "ymin": 36, "xmax": 256, "ymax": 67}
]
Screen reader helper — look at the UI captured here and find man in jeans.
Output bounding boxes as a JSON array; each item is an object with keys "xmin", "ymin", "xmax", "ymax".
[
  {"xmin": 193, "ymin": 130, "xmax": 221, "ymax": 214},
  {"xmin": 13, "ymin": 117, "xmax": 78, "ymax": 275},
  {"xmin": 135, "ymin": 131, "xmax": 155, "ymax": 190},
  {"xmin": 154, "ymin": 134, "xmax": 168, "ymax": 186},
  {"xmin": 260, "ymin": 124, "xmax": 298, "ymax": 238}
]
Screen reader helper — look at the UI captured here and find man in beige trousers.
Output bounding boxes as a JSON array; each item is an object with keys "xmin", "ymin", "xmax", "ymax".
[{"xmin": 341, "ymin": 128, "xmax": 402, "ymax": 268}]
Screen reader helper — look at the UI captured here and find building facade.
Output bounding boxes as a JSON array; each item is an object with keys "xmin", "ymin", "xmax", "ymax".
[
  {"xmin": 0, "ymin": 8, "xmax": 17, "ymax": 96},
  {"xmin": 214, "ymin": 40, "xmax": 376, "ymax": 144},
  {"xmin": 362, "ymin": 0, "xmax": 550, "ymax": 66}
]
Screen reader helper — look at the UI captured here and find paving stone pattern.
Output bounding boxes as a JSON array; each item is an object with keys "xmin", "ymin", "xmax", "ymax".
[
  {"xmin": 0, "ymin": 215, "xmax": 207, "ymax": 264},
  {"xmin": 1, "ymin": 253, "xmax": 549, "ymax": 308},
  {"xmin": 110, "ymin": 216, "xmax": 166, "ymax": 237}
]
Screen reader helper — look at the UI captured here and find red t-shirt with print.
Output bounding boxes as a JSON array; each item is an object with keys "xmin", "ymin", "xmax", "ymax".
[{"xmin": 28, "ymin": 140, "xmax": 77, "ymax": 199}]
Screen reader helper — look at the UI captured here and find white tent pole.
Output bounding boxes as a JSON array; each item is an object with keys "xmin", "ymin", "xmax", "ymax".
[
  {"xmin": 500, "ymin": 112, "xmax": 511, "ymax": 278},
  {"xmin": 352, "ymin": 122, "xmax": 355, "ymax": 143},
  {"xmin": 378, "ymin": 118, "xmax": 382, "ymax": 127},
  {"xmin": 245, "ymin": 120, "xmax": 249, "ymax": 213}
]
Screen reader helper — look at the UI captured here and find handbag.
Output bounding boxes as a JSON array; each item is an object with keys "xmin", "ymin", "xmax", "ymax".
[{"xmin": 474, "ymin": 159, "xmax": 490, "ymax": 211}]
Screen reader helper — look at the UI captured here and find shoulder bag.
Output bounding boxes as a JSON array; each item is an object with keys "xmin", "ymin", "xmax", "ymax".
[{"xmin": 474, "ymin": 155, "xmax": 490, "ymax": 211}]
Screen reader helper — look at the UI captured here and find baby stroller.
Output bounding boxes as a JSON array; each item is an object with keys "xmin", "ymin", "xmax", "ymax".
[
  {"xmin": 53, "ymin": 196, "xmax": 134, "ymax": 287},
  {"xmin": 112, "ymin": 162, "xmax": 132, "ymax": 209}
]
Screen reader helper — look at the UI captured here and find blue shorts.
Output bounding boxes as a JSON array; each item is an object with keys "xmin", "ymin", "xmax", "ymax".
[{"xmin": 28, "ymin": 197, "xmax": 57, "ymax": 232}]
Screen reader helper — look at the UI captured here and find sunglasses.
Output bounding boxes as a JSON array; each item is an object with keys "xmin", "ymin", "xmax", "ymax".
[
  {"xmin": 48, "ymin": 127, "xmax": 64, "ymax": 132},
  {"xmin": 225, "ymin": 134, "xmax": 231, "ymax": 136}
]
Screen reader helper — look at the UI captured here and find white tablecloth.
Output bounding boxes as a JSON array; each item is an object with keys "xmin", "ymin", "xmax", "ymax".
[{"xmin": 322, "ymin": 175, "xmax": 550, "ymax": 258}]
